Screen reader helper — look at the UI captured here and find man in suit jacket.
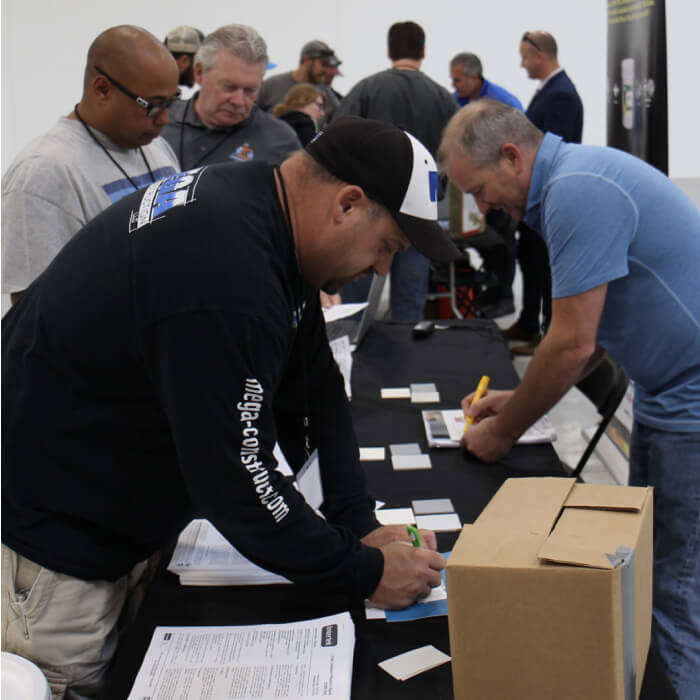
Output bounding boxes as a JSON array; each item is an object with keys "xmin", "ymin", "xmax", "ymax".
[{"xmin": 503, "ymin": 30, "xmax": 583, "ymax": 354}]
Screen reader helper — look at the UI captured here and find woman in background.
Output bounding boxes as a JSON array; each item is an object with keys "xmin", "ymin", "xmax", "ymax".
[{"xmin": 272, "ymin": 84, "xmax": 326, "ymax": 146}]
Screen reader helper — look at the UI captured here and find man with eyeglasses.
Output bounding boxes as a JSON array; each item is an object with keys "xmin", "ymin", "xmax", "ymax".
[
  {"xmin": 501, "ymin": 30, "xmax": 584, "ymax": 355},
  {"xmin": 1, "ymin": 25, "xmax": 180, "ymax": 305},
  {"xmin": 256, "ymin": 40, "xmax": 342, "ymax": 123},
  {"xmin": 162, "ymin": 24, "xmax": 302, "ymax": 171}
]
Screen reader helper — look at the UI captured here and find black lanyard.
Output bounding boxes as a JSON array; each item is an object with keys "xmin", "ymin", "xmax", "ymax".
[
  {"xmin": 178, "ymin": 96, "xmax": 234, "ymax": 169},
  {"xmin": 74, "ymin": 104, "xmax": 154, "ymax": 190},
  {"xmin": 275, "ymin": 167, "xmax": 311, "ymax": 459}
]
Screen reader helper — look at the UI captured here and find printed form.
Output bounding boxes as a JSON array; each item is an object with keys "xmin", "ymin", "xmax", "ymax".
[{"xmin": 126, "ymin": 612, "xmax": 354, "ymax": 700}]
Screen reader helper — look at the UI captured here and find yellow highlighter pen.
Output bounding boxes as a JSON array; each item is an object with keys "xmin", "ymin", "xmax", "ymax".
[{"xmin": 463, "ymin": 375, "xmax": 490, "ymax": 434}]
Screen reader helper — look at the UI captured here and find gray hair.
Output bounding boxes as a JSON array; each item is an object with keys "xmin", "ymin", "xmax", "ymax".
[
  {"xmin": 439, "ymin": 99, "xmax": 543, "ymax": 168},
  {"xmin": 195, "ymin": 24, "xmax": 268, "ymax": 72},
  {"xmin": 450, "ymin": 52, "xmax": 482, "ymax": 77}
]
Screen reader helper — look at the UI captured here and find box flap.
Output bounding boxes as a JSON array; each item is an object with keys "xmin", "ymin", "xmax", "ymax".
[
  {"xmin": 449, "ymin": 478, "xmax": 575, "ymax": 569},
  {"xmin": 473, "ymin": 477, "xmax": 575, "ymax": 534},
  {"xmin": 538, "ymin": 537, "xmax": 616, "ymax": 569},
  {"xmin": 565, "ymin": 483, "xmax": 650, "ymax": 512}
]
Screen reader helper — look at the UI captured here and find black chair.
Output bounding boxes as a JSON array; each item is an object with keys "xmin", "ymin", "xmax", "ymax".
[{"xmin": 567, "ymin": 353, "xmax": 630, "ymax": 481}]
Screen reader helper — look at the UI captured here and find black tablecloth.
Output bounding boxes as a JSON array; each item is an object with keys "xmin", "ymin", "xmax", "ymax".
[{"xmin": 104, "ymin": 320, "xmax": 677, "ymax": 699}]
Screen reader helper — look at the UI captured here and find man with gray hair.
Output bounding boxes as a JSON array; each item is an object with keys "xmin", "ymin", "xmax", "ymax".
[
  {"xmin": 162, "ymin": 24, "xmax": 301, "ymax": 169},
  {"xmin": 440, "ymin": 99, "xmax": 700, "ymax": 700},
  {"xmin": 450, "ymin": 52, "xmax": 522, "ymax": 109}
]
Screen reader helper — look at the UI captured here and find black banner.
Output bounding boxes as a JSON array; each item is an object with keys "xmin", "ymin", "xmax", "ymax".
[{"xmin": 607, "ymin": 0, "xmax": 668, "ymax": 173}]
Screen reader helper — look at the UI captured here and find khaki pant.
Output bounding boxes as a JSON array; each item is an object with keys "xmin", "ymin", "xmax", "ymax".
[{"xmin": 1, "ymin": 544, "xmax": 150, "ymax": 700}]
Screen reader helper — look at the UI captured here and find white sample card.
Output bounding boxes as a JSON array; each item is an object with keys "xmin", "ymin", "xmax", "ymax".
[
  {"xmin": 359, "ymin": 447, "xmax": 386, "ymax": 461},
  {"xmin": 381, "ymin": 387, "xmax": 411, "ymax": 399},
  {"xmin": 391, "ymin": 454, "xmax": 432, "ymax": 471},
  {"xmin": 374, "ymin": 507, "xmax": 416, "ymax": 526},
  {"xmin": 411, "ymin": 498, "xmax": 455, "ymax": 515},
  {"xmin": 378, "ymin": 644, "xmax": 451, "ymax": 681},
  {"xmin": 415, "ymin": 513, "xmax": 463, "ymax": 532},
  {"xmin": 126, "ymin": 612, "xmax": 355, "ymax": 700}
]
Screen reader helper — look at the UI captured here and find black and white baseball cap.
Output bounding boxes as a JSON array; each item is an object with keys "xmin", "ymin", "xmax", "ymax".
[{"xmin": 306, "ymin": 117, "xmax": 462, "ymax": 262}]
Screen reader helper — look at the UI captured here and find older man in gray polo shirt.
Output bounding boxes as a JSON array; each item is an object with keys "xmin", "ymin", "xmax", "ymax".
[{"xmin": 163, "ymin": 24, "xmax": 301, "ymax": 169}]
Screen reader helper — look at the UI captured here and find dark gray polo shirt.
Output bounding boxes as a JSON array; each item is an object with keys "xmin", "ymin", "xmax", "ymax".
[{"xmin": 162, "ymin": 95, "xmax": 302, "ymax": 170}]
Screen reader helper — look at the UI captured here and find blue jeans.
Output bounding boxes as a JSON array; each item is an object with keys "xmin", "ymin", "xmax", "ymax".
[
  {"xmin": 340, "ymin": 249, "xmax": 430, "ymax": 321},
  {"xmin": 629, "ymin": 421, "xmax": 700, "ymax": 700},
  {"xmin": 389, "ymin": 247, "xmax": 430, "ymax": 321}
]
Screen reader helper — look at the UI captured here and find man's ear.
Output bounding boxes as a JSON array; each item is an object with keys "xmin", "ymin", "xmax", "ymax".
[
  {"xmin": 500, "ymin": 143, "xmax": 523, "ymax": 172},
  {"xmin": 333, "ymin": 185, "xmax": 365, "ymax": 221},
  {"xmin": 92, "ymin": 74, "xmax": 112, "ymax": 102},
  {"xmin": 193, "ymin": 60, "xmax": 204, "ymax": 86},
  {"xmin": 176, "ymin": 54, "xmax": 191, "ymax": 73}
]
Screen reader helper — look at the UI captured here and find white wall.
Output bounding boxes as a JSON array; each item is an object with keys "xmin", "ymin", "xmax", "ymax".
[{"xmin": 2, "ymin": 0, "xmax": 699, "ymax": 177}]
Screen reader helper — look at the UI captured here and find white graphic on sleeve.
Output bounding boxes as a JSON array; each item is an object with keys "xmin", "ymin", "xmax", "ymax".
[
  {"xmin": 129, "ymin": 167, "xmax": 205, "ymax": 232},
  {"xmin": 238, "ymin": 378, "xmax": 290, "ymax": 523}
]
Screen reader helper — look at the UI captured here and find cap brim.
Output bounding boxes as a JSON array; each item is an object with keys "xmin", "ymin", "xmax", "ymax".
[{"xmin": 393, "ymin": 212, "xmax": 465, "ymax": 263}]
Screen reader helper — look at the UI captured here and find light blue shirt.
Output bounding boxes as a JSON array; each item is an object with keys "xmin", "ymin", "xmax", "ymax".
[{"xmin": 524, "ymin": 133, "xmax": 700, "ymax": 432}]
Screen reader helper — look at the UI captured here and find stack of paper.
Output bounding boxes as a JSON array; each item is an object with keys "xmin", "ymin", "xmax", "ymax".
[{"xmin": 167, "ymin": 519, "xmax": 291, "ymax": 586}]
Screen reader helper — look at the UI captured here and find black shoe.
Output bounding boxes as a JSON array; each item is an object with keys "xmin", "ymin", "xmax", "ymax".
[{"xmin": 481, "ymin": 298, "xmax": 516, "ymax": 319}]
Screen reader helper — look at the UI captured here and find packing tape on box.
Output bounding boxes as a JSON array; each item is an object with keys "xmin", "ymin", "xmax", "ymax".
[{"xmin": 606, "ymin": 545, "xmax": 636, "ymax": 700}]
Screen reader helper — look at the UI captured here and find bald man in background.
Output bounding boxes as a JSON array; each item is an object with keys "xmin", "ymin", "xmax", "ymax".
[{"xmin": 2, "ymin": 25, "xmax": 180, "ymax": 305}]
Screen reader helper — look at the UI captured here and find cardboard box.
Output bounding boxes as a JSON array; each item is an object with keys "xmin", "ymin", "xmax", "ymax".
[{"xmin": 447, "ymin": 477, "xmax": 653, "ymax": 700}]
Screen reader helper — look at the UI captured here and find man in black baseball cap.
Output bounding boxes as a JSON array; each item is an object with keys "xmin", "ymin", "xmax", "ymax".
[
  {"xmin": 306, "ymin": 116, "xmax": 461, "ymax": 268},
  {"xmin": 2, "ymin": 115, "xmax": 450, "ymax": 693}
]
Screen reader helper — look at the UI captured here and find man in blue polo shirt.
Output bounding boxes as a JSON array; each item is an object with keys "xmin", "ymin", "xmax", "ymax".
[
  {"xmin": 440, "ymin": 99, "xmax": 700, "ymax": 700},
  {"xmin": 449, "ymin": 52, "xmax": 522, "ymax": 110}
]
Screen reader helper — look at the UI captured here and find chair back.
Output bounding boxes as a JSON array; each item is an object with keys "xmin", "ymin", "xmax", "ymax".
[{"xmin": 570, "ymin": 354, "xmax": 629, "ymax": 480}]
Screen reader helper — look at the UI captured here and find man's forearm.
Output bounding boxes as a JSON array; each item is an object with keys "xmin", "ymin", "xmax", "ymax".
[{"xmin": 494, "ymin": 331, "xmax": 595, "ymax": 441}]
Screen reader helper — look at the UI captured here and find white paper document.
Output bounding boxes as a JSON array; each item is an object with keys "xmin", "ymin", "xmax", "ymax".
[
  {"xmin": 126, "ymin": 612, "xmax": 355, "ymax": 700},
  {"xmin": 329, "ymin": 335, "xmax": 353, "ymax": 399},
  {"xmin": 422, "ymin": 409, "xmax": 557, "ymax": 448},
  {"xmin": 322, "ymin": 302, "xmax": 367, "ymax": 323},
  {"xmin": 168, "ymin": 519, "xmax": 291, "ymax": 586}
]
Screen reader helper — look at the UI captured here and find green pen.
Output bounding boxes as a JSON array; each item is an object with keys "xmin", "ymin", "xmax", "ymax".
[{"xmin": 406, "ymin": 525, "xmax": 421, "ymax": 548}]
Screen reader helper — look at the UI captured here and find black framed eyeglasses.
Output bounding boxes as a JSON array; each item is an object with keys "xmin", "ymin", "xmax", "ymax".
[
  {"xmin": 93, "ymin": 65, "xmax": 180, "ymax": 117},
  {"xmin": 522, "ymin": 33, "xmax": 541, "ymax": 52}
]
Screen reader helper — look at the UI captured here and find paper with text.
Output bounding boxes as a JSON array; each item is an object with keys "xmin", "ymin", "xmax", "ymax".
[{"xmin": 126, "ymin": 612, "xmax": 355, "ymax": 700}]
